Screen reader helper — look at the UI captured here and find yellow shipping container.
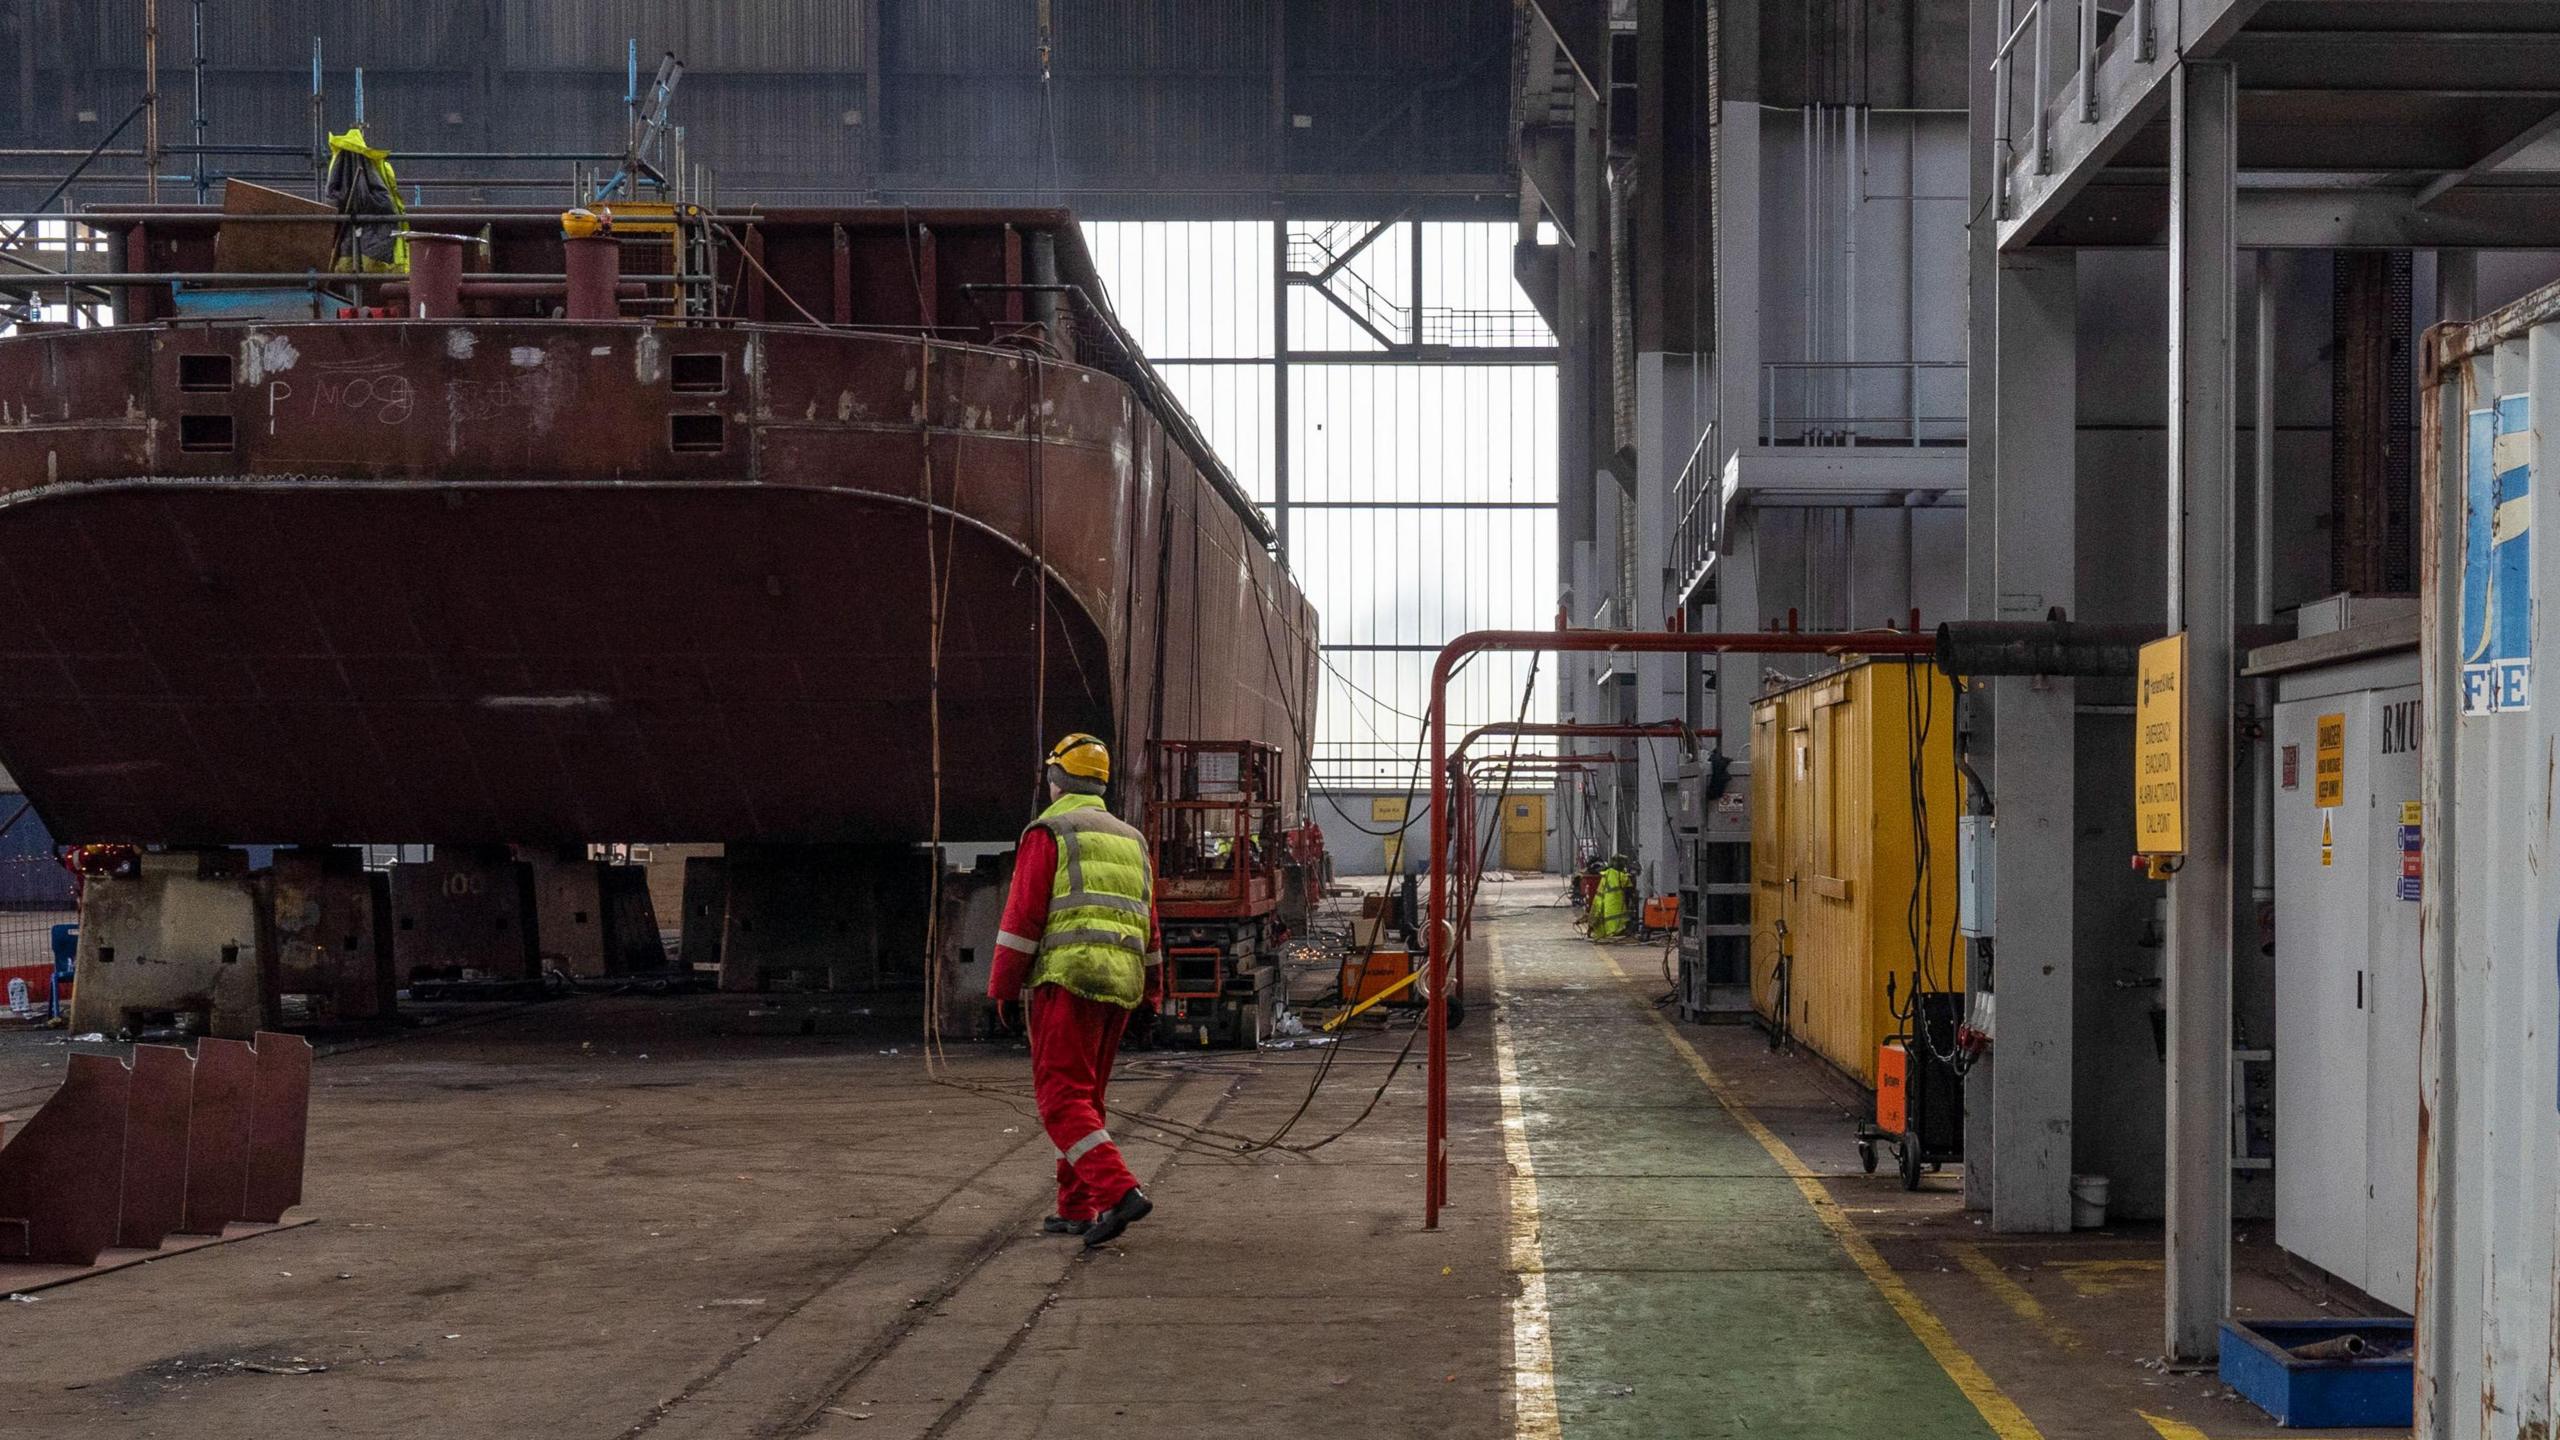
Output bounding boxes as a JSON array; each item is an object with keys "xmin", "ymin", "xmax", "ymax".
[{"xmin": 1749, "ymin": 658, "xmax": 1963, "ymax": 1089}]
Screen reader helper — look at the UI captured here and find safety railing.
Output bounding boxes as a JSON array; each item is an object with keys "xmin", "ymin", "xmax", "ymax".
[
  {"xmin": 1760, "ymin": 361, "xmax": 1965, "ymax": 448},
  {"xmin": 1418, "ymin": 307, "xmax": 1553, "ymax": 348},
  {"xmin": 1288, "ymin": 222, "xmax": 1550, "ymax": 351},
  {"xmin": 1669, "ymin": 423, "xmax": 1722, "ymax": 604},
  {"xmin": 1987, "ymin": 0, "xmax": 2152, "ymax": 204}
]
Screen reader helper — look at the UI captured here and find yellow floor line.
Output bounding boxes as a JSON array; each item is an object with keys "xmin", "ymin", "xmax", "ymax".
[
  {"xmin": 1947, "ymin": 1241, "xmax": 2086, "ymax": 1353},
  {"xmin": 1598, "ymin": 951, "xmax": 2046, "ymax": 1440},
  {"xmin": 2138, "ymin": 1412, "xmax": 2209, "ymax": 1440},
  {"xmin": 1491, "ymin": 932, "xmax": 1563, "ymax": 1440}
]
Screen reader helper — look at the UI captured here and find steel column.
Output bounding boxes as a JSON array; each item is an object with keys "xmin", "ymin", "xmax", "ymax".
[
  {"xmin": 2248, "ymin": 252, "xmax": 2276, "ymax": 934},
  {"xmin": 1272, "ymin": 211, "xmax": 1291, "ymax": 560},
  {"xmin": 1989, "ymin": 250, "xmax": 2078, "ymax": 1234},
  {"xmin": 2413, "ymin": 248, "xmax": 2473, "ymax": 1440},
  {"xmin": 1963, "ymin": 0, "xmax": 2004, "ymax": 1213},
  {"xmin": 2164, "ymin": 58, "xmax": 2237, "ymax": 1365}
]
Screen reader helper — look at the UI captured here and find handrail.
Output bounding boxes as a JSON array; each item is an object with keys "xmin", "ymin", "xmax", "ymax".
[
  {"xmin": 1669, "ymin": 423, "xmax": 1723, "ymax": 604},
  {"xmin": 1760, "ymin": 360, "xmax": 1965, "ymax": 448},
  {"xmin": 1990, "ymin": 0, "xmax": 2130, "ymax": 211}
]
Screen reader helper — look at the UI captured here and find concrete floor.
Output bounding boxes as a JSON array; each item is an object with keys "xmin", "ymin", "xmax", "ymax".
[{"xmin": 0, "ymin": 878, "xmax": 2398, "ymax": 1438}]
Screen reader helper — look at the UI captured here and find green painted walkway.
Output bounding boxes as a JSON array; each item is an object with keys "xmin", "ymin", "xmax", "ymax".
[{"xmin": 1494, "ymin": 914, "xmax": 2007, "ymax": 1439}]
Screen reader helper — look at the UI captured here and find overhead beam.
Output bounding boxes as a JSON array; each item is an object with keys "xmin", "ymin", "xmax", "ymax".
[
  {"xmin": 2416, "ymin": 104, "xmax": 2560, "ymax": 207},
  {"xmin": 2219, "ymin": 30, "xmax": 2560, "ymax": 93},
  {"xmin": 2034, "ymin": 180, "xmax": 2560, "ymax": 249}
]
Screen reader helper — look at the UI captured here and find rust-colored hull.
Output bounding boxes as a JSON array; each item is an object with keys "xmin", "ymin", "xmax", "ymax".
[{"xmin": 0, "ymin": 315, "xmax": 1313, "ymax": 845}]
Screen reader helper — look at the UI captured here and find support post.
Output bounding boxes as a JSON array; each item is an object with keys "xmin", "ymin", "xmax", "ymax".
[
  {"xmin": 2413, "ymin": 248, "xmax": 2473, "ymax": 1440},
  {"xmin": 1988, "ymin": 251, "xmax": 2078, "ymax": 1233},
  {"xmin": 2248, "ymin": 252, "xmax": 2275, "ymax": 927},
  {"xmin": 1272, "ymin": 211, "xmax": 1291, "ymax": 561},
  {"xmin": 2163, "ymin": 58, "xmax": 2236, "ymax": 1365},
  {"xmin": 1963, "ymin": 0, "xmax": 2002, "ymax": 1214},
  {"xmin": 142, "ymin": 0, "xmax": 159, "ymax": 203}
]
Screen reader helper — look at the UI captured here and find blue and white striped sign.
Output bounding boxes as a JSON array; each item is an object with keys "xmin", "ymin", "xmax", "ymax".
[{"xmin": 2460, "ymin": 394, "xmax": 2532, "ymax": 715}]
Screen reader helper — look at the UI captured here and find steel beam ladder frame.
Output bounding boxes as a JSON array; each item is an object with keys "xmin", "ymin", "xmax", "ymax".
[{"xmin": 1420, "ymin": 628, "xmax": 1937, "ymax": 1227}]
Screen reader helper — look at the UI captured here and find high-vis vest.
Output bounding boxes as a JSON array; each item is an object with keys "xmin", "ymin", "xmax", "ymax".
[
  {"xmin": 1591, "ymin": 865, "xmax": 1632, "ymax": 939},
  {"xmin": 1026, "ymin": 793, "xmax": 1154, "ymax": 1008}
]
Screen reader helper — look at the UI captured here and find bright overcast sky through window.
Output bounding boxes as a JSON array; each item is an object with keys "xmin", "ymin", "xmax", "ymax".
[{"xmin": 1083, "ymin": 220, "xmax": 1561, "ymax": 791}]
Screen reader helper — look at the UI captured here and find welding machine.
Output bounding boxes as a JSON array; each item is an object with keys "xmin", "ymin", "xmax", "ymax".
[{"xmin": 1858, "ymin": 991, "xmax": 1964, "ymax": 1189}]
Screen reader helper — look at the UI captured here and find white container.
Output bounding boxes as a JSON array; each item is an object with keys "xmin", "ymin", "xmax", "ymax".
[
  {"xmin": 2069, "ymin": 1173, "xmax": 2109, "ymax": 1230},
  {"xmin": 4, "ymin": 977, "xmax": 24, "ymax": 1016},
  {"xmin": 2417, "ymin": 278, "xmax": 2560, "ymax": 1440}
]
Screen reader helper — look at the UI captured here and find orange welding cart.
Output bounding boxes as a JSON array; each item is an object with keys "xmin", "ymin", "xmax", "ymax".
[
  {"xmin": 1639, "ymin": 895, "xmax": 1680, "ymax": 936},
  {"xmin": 1338, "ymin": 946, "xmax": 1419, "ymax": 1007},
  {"xmin": 1855, "ymin": 992, "xmax": 1965, "ymax": 1189}
]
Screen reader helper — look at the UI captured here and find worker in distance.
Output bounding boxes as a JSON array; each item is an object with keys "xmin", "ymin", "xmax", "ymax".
[{"xmin": 987, "ymin": 734, "xmax": 1164, "ymax": 1248}]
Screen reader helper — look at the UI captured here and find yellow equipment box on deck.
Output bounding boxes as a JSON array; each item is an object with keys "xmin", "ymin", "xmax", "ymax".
[{"xmin": 1749, "ymin": 658, "xmax": 1963, "ymax": 1088}]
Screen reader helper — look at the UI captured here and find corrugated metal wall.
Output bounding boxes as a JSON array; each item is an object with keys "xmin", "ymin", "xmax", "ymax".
[
  {"xmin": 2417, "ymin": 280, "xmax": 2560, "ymax": 1440},
  {"xmin": 8, "ymin": 1, "xmax": 1511, "ymax": 212}
]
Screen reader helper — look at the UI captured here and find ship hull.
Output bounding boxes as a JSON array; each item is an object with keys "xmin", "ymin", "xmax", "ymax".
[{"xmin": 0, "ymin": 316, "xmax": 1312, "ymax": 846}]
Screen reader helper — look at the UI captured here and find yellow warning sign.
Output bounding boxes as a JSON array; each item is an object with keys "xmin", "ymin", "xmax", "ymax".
[
  {"xmin": 2401, "ymin": 800, "xmax": 2423, "ymax": 826},
  {"xmin": 2320, "ymin": 813, "xmax": 2334, "ymax": 867},
  {"xmin": 2135, "ymin": 634, "xmax": 2187, "ymax": 854},
  {"xmin": 2315, "ymin": 712, "xmax": 2346, "ymax": 808},
  {"xmin": 1370, "ymin": 796, "xmax": 1408, "ymax": 823}
]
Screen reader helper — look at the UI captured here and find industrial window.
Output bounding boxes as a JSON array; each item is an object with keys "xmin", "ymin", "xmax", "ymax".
[
  {"xmin": 178, "ymin": 354, "xmax": 235, "ymax": 391},
  {"xmin": 1085, "ymin": 220, "xmax": 1559, "ymax": 790},
  {"xmin": 670, "ymin": 353, "xmax": 728, "ymax": 394}
]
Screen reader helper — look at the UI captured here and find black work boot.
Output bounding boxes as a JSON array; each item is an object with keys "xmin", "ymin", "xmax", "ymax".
[
  {"xmin": 1081, "ymin": 1187, "xmax": 1153, "ymax": 1249},
  {"xmin": 1041, "ymin": 1215, "xmax": 1091, "ymax": 1236}
]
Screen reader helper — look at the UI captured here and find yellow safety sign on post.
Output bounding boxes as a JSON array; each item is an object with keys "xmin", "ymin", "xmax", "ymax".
[
  {"xmin": 2320, "ymin": 813, "xmax": 2334, "ymax": 867},
  {"xmin": 2135, "ymin": 634, "xmax": 2187, "ymax": 855},
  {"xmin": 2314, "ymin": 712, "xmax": 2346, "ymax": 808}
]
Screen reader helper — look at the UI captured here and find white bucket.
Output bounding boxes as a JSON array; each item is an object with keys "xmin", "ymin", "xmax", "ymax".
[{"xmin": 2070, "ymin": 1173, "xmax": 2110, "ymax": 1230}]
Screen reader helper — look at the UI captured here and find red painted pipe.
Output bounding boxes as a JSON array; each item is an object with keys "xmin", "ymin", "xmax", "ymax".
[
  {"xmin": 564, "ymin": 234, "xmax": 621, "ymax": 320},
  {"xmin": 1450, "ymin": 719, "xmax": 1713, "ymax": 765},
  {"xmin": 1423, "ymin": 626, "xmax": 1936, "ymax": 1227},
  {"xmin": 1446, "ymin": 724, "xmax": 1704, "ymax": 986}
]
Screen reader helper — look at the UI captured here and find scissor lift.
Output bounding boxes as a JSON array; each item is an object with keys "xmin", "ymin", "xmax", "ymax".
[{"xmin": 1145, "ymin": 741, "xmax": 1287, "ymax": 1048}]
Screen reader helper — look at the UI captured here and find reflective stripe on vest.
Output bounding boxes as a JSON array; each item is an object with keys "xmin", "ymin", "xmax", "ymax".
[{"xmin": 1025, "ymin": 793, "xmax": 1152, "ymax": 1008}]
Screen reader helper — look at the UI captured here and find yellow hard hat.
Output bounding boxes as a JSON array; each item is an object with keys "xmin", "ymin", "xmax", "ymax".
[{"xmin": 1047, "ymin": 732, "xmax": 1111, "ymax": 783}]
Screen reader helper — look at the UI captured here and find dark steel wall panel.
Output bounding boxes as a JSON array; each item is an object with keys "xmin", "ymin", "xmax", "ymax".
[{"xmin": 10, "ymin": 1, "xmax": 1512, "ymax": 215}]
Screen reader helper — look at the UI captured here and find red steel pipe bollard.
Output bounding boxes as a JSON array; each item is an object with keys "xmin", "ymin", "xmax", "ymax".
[
  {"xmin": 405, "ymin": 232, "xmax": 465, "ymax": 319},
  {"xmin": 1422, "ymin": 626, "xmax": 1935, "ymax": 1227},
  {"xmin": 563, "ymin": 234, "xmax": 622, "ymax": 320}
]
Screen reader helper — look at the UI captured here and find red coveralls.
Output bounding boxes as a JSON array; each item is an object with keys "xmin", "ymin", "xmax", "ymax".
[{"xmin": 989, "ymin": 825, "xmax": 1165, "ymax": 1222}]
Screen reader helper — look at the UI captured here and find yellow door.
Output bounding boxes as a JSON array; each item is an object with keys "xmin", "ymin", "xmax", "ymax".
[{"xmin": 1501, "ymin": 795, "xmax": 1547, "ymax": 871}]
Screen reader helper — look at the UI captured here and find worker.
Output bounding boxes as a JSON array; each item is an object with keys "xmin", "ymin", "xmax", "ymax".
[
  {"xmin": 988, "ymin": 733, "xmax": 1165, "ymax": 1249},
  {"xmin": 1588, "ymin": 853, "xmax": 1634, "ymax": 940}
]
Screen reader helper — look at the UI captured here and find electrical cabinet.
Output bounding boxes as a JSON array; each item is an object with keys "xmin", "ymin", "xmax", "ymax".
[{"xmin": 2272, "ymin": 655, "xmax": 2421, "ymax": 1311}]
